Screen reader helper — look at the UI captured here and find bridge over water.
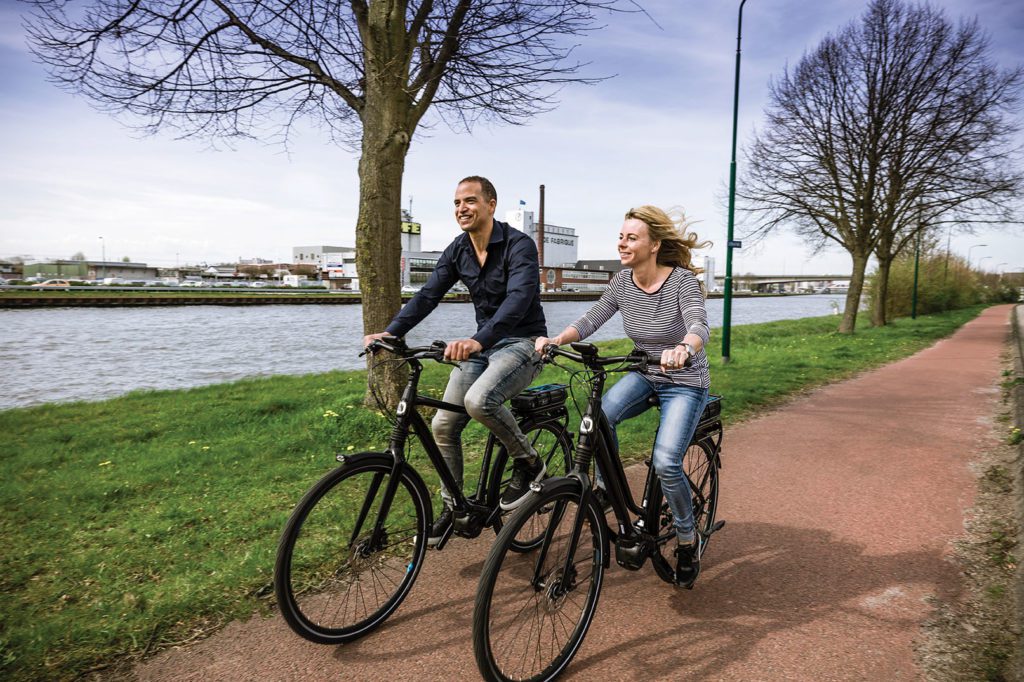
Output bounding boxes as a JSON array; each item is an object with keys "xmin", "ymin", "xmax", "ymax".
[{"xmin": 714, "ymin": 273, "xmax": 853, "ymax": 294}]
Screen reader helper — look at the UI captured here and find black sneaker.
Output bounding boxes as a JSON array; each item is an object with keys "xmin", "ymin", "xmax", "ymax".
[
  {"xmin": 674, "ymin": 536, "xmax": 702, "ymax": 589},
  {"xmin": 428, "ymin": 507, "xmax": 454, "ymax": 548},
  {"xmin": 499, "ymin": 456, "xmax": 546, "ymax": 511}
]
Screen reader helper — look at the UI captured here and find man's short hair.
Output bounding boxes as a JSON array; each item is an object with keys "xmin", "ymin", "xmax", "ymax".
[{"xmin": 459, "ymin": 176, "xmax": 497, "ymax": 204}]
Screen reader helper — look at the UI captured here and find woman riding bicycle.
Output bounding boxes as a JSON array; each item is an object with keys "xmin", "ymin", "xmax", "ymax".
[{"xmin": 534, "ymin": 205, "xmax": 711, "ymax": 587}]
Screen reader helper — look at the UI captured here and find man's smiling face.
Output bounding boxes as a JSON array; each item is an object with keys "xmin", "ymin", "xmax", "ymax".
[{"xmin": 453, "ymin": 180, "xmax": 496, "ymax": 235}]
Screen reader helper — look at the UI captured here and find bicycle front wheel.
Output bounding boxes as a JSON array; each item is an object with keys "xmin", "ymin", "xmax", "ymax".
[
  {"xmin": 274, "ymin": 454, "xmax": 429, "ymax": 644},
  {"xmin": 474, "ymin": 481, "xmax": 605, "ymax": 682},
  {"xmin": 649, "ymin": 440, "xmax": 719, "ymax": 584}
]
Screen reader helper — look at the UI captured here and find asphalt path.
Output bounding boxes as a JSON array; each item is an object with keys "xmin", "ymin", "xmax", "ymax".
[{"xmin": 134, "ymin": 304, "xmax": 1013, "ymax": 681}]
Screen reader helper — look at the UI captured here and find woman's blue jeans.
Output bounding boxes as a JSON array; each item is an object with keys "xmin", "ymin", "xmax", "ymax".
[{"xmin": 602, "ymin": 372, "xmax": 709, "ymax": 543}]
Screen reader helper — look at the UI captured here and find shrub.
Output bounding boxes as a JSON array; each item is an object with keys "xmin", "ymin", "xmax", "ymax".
[{"xmin": 867, "ymin": 247, "xmax": 997, "ymax": 319}]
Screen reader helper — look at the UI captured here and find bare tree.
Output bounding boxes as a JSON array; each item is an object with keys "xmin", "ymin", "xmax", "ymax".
[
  {"xmin": 738, "ymin": 0, "xmax": 1022, "ymax": 332},
  {"xmin": 26, "ymin": 0, "xmax": 625, "ymax": 396}
]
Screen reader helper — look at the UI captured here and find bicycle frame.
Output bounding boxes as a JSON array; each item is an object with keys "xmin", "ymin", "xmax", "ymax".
[{"xmin": 360, "ymin": 339, "xmax": 569, "ymax": 549}]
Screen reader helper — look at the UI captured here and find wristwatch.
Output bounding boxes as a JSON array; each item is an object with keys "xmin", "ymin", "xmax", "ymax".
[{"xmin": 680, "ymin": 343, "xmax": 695, "ymax": 359}]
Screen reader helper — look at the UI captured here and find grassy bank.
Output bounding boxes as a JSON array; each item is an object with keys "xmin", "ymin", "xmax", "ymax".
[{"xmin": 0, "ymin": 306, "xmax": 986, "ymax": 679}]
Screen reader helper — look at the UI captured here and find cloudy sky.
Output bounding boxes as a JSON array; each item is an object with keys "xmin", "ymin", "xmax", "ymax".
[{"xmin": 0, "ymin": 0, "xmax": 1021, "ymax": 276}]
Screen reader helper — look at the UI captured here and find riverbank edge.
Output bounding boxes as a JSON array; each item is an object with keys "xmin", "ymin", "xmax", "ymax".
[{"xmin": 0, "ymin": 289, "xmax": 782, "ymax": 308}]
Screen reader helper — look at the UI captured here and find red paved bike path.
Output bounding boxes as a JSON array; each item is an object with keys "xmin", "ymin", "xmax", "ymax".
[{"xmin": 135, "ymin": 305, "xmax": 1013, "ymax": 681}]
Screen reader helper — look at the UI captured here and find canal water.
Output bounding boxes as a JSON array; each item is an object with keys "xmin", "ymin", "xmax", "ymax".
[{"xmin": 0, "ymin": 295, "xmax": 845, "ymax": 410}]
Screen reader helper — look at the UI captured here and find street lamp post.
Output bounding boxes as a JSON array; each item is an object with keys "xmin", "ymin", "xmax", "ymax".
[
  {"xmin": 966, "ymin": 243, "xmax": 986, "ymax": 270},
  {"xmin": 722, "ymin": 0, "xmax": 749, "ymax": 364},
  {"xmin": 978, "ymin": 255, "xmax": 992, "ymax": 272},
  {"xmin": 911, "ymin": 231, "xmax": 921, "ymax": 319},
  {"xmin": 99, "ymin": 236, "xmax": 106, "ymax": 280}
]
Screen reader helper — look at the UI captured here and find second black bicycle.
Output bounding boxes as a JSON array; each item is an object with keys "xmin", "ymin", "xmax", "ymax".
[{"xmin": 473, "ymin": 342, "xmax": 724, "ymax": 682}]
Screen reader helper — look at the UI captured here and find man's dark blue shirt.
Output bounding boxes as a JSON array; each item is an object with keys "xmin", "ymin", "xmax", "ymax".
[{"xmin": 386, "ymin": 220, "xmax": 547, "ymax": 348}]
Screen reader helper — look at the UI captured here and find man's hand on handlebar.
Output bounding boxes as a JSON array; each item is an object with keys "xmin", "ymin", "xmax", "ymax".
[
  {"xmin": 445, "ymin": 338, "xmax": 483, "ymax": 362},
  {"xmin": 363, "ymin": 331, "xmax": 389, "ymax": 350}
]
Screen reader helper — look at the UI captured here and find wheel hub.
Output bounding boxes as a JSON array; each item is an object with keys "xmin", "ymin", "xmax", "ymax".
[{"xmin": 541, "ymin": 566, "xmax": 577, "ymax": 613}]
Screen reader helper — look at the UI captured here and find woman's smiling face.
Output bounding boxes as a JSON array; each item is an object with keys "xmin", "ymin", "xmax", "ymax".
[{"xmin": 618, "ymin": 217, "xmax": 659, "ymax": 267}]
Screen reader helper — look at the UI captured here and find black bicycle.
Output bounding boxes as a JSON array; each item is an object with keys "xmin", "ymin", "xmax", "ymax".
[
  {"xmin": 274, "ymin": 336, "xmax": 574, "ymax": 644},
  {"xmin": 472, "ymin": 342, "xmax": 724, "ymax": 682}
]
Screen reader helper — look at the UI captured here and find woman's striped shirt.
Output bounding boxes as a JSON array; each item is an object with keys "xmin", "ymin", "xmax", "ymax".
[{"xmin": 570, "ymin": 267, "xmax": 711, "ymax": 388}]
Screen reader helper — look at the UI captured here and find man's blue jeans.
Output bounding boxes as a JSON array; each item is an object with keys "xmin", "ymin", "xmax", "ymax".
[
  {"xmin": 432, "ymin": 337, "xmax": 543, "ymax": 505},
  {"xmin": 602, "ymin": 372, "xmax": 709, "ymax": 543}
]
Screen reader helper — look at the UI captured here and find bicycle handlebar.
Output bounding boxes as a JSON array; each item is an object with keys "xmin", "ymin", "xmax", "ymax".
[
  {"xmin": 362, "ymin": 336, "xmax": 450, "ymax": 362},
  {"xmin": 542, "ymin": 341, "xmax": 691, "ymax": 376}
]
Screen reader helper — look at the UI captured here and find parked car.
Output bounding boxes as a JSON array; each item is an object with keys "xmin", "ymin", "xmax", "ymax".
[{"xmin": 32, "ymin": 279, "xmax": 72, "ymax": 289}]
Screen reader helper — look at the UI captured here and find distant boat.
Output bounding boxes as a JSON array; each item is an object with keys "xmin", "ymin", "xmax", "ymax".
[{"xmin": 820, "ymin": 281, "xmax": 850, "ymax": 294}]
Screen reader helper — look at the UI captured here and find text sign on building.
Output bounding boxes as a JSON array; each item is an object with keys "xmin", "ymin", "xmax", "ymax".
[{"xmin": 401, "ymin": 222, "xmax": 421, "ymax": 234}]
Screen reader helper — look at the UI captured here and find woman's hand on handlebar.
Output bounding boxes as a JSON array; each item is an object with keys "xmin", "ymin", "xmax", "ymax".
[{"xmin": 659, "ymin": 344, "xmax": 691, "ymax": 372}]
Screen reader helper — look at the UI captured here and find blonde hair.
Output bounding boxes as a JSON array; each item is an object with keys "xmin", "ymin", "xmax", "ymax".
[{"xmin": 623, "ymin": 205, "xmax": 711, "ymax": 276}]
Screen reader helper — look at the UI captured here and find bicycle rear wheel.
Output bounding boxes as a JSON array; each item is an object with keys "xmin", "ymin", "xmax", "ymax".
[
  {"xmin": 274, "ymin": 454, "xmax": 429, "ymax": 644},
  {"xmin": 648, "ymin": 440, "xmax": 719, "ymax": 584},
  {"xmin": 474, "ymin": 481, "xmax": 605, "ymax": 682},
  {"xmin": 491, "ymin": 420, "xmax": 574, "ymax": 552}
]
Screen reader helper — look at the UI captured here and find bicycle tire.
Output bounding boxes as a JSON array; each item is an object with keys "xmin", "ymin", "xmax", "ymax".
[
  {"xmin": 648, "ymin": 440, "xmax": 719, "ymax": 584},
  {"xmin": 474, "ymin": 479, "xmax": 605, "ymax": 682},
  {"xmin": 490, "ymin": 420, "xmax": 574, "ymax": 553},
  {"xmin": 274, "ymin": 453, "xmax": 430, "ymax": 644}
]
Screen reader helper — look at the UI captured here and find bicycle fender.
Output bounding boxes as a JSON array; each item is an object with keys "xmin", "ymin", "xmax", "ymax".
[
  {"xmin": 331, "ymin": 451, "xmax": 434, "ymax": 525},
  {"xmin": 532, "ymin": 476, "xmax": 611, "ymax": 570}
]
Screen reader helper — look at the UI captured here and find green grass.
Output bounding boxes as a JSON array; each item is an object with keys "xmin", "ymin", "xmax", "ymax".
[{"xmin": 0, "ymin": 305, "xmax": 987, "ymax": 679}]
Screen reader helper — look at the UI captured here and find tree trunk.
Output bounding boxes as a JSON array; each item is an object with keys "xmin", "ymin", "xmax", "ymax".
[
  {"xmin": 356, "ymin": 130, "xmax": 408, "ymax": 407},
  {"xmin": 872, "ymin": 257, "xmax": 891, "ymax": 327},
  {"xmin": 356, "ymin": 2, "xmax": 413, "ymax": 407},
  {"xmin": 839, "ymin": 252, "xmax": 869, "ymax": 333}
]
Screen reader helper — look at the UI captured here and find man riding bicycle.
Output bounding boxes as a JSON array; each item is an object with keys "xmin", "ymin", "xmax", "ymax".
[{"xmin": 364, "ymin": 176, "xmax": 549, "ymax": 545}]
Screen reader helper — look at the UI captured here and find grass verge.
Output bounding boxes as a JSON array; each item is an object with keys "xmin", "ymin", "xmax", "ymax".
[{"xmin": 0, "ymin": 305, "xmax": 986, "ymax": 679}]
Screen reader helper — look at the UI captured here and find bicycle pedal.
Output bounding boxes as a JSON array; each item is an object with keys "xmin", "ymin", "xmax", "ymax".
[{"xmin": 429, "ymin": 524, "xmax": 455, "ymax": 551}]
